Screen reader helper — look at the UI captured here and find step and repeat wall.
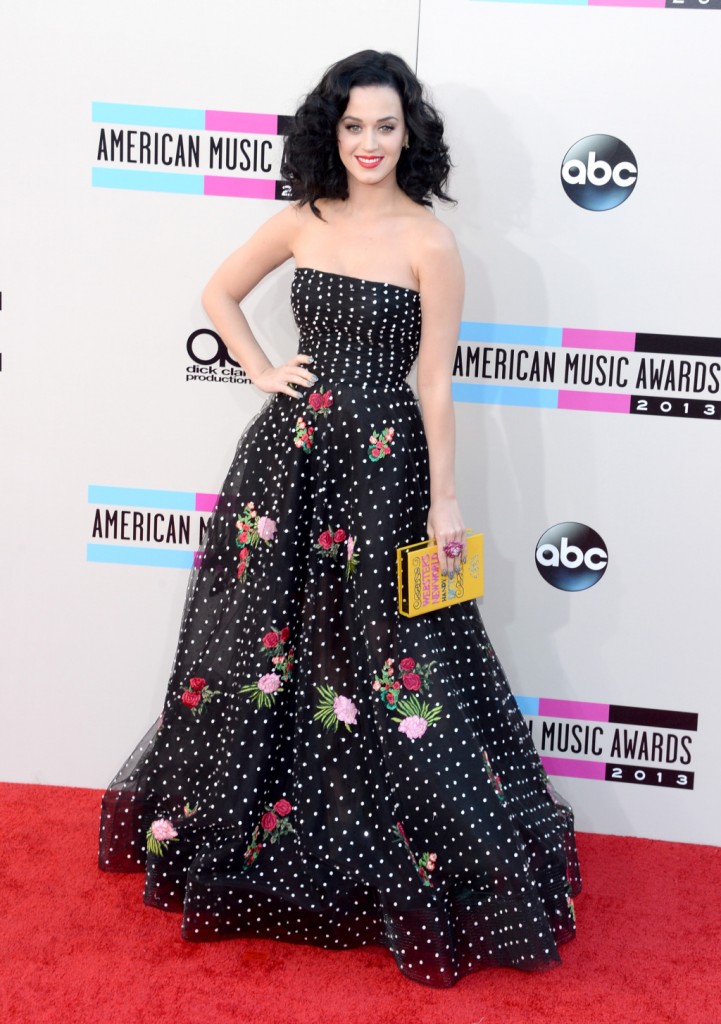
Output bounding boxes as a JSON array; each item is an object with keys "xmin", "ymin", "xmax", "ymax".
[{"xmin": 2, "ymin": 0, "xmax": 719, "ymax": 845}]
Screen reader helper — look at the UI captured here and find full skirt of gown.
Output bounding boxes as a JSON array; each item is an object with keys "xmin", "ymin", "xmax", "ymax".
[{"xmin": 98, "ymin": 267, "xmax": 581, "ymax": 988}]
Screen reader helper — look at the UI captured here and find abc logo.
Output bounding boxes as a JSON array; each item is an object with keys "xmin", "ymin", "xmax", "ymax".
[
  {"xmin": 186, "ymin": 329, "xmax": 240, "ymax": 368},
  {"xmin": 535, "ymin": 522, "xmax": 608, "ymax": 592},
  {"xmin": 561, "ymin": 135, "xmax": 638, "ymax": 211}
]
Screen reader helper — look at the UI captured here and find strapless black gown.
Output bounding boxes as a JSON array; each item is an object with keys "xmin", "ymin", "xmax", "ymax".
[{"xmin": 98, "ymin": 267, "xmax": 581, "ymax": 988}]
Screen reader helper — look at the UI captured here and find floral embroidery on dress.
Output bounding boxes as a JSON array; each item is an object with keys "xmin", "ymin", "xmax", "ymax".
[
  {"xmin": 293, "ymin": 416, "xmax": 315, "ymax": 452},
  {"xmin": 307, "ymin": 387, "xmax": 333, "ymax": 419},
  {"xmin": 372, "ymin": 656, "xmax": 443, "ymax": 737},
  {"xmin": 243, "ymin": 799, "xmax": 294, "ymax": 869},
  {"xmin": 181, "ymin": 676, "xmax": 222, "ymax": 718},
  {"xmin": 315, "ymin": 526, "xmax": 360, "ymax": 578},
  {"xmin": 368, "ymin": 425, "xmax": 395, "ymax": 461},
  {"xmin": 392, "ymin": 696, "xmax": 443, "ymax": 739},
  {"xmin": 314, "ymin": 686, "xmax": 358, "ymax": 732},
  {"xmin": 392, "ymin": 821, "xmax": 437, "ymax": 887},
  {"xmin": 565, "ymin": 877, "xmax": 577, "ymax": 921},
  {"xmin": 482, "ymin": 750, "xmax": 506, "ymax": 803},
  {"xmin": 235, "ymin": 501, "xmax": 277, "ymax": 579},
  {"xmin": 146, "ymin": 801, "xmax": 199, "ymax": 857},
  {"xmin": 240, "ymin": 626, "xmax": 294, "ymax": 708}
]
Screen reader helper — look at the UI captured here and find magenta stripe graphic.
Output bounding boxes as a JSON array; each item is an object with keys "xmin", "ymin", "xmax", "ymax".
[
  {"xmin": 205, "ymin": 110, "xmax": 278, "ymax": 134},
  {"xmin": 542, "ymin": 757, "xmax": 606, "ymax": 781},
  {"xmin": 195, "ymin": 492, "xmax": 219, "ymax": 513},
  {"xmin": 562, "ymin": 328, "xmax": 636, "ymax": 352},
  {"xmin": 558, "ymin": 390, "xmax": 631, "ymax": 414},
  {"xmin": 204, "ymin": 176, "xmax": 276, "ymax": 199},
  {"xmin": 538, "ymin": 698, "xmax": 610, "ymax": 722}
]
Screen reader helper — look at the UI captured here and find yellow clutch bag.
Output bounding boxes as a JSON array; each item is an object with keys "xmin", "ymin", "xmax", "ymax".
[{"xmin": 396, "ymin": 532, "xmax": 484, "ymax": 618}]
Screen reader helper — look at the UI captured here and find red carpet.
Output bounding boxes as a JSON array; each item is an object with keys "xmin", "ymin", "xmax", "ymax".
[{"xmin": 1, "ymin": 782, "xmax": 719, "ymax": 1024}]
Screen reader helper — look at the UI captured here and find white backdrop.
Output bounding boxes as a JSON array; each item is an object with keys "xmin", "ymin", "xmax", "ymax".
[{"xmin": 2, "ymin": 0, "xmax": 720, "ymax": 846}]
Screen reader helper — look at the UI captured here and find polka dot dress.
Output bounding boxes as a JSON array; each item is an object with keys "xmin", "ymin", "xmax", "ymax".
[{"xmin": 98, "ymin": 268, "xmax": 581, "ymax": 988}]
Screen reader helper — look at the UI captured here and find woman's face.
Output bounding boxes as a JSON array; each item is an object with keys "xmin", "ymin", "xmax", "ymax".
[{"xmin": 336, "ymin": 84, "xmax": 407, "ymax": 190}]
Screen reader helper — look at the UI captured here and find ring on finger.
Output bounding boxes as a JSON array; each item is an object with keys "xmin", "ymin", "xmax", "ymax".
[{"xmin": 443, "ymin": 540, "xmax": 463, "ymax": 558}]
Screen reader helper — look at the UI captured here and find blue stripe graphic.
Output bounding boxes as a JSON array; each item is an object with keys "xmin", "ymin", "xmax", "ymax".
[
  {"xmin": 92, "ymin": 102, "xmax": 205, "ymax": 129},
  {"xmin": 515, "ymin": 695, "xmax": 541, "ymax": 716},
  {"xmin": 88, "ymin": 486, "xmax": 196, "ymax": 511},
  {"xmin": 87, "ymin": 544, "xmax": 195, "ymax": 569},
  {"xmin": 452, "ymin": 382, "xmax": 559, "ymax": 408},
  {"xmin": 92, "ymin": 168, "xmax": 204, "ymax": 195},
  {"xmin": 459, "ymin": 322, "xmax": 562, "ymax": 347}
]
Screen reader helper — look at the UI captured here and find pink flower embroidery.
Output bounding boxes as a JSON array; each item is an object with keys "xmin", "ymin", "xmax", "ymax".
[
  {"xmin": 398, "ymin": 715, "xmax": 428, "ymax": 740},
  {"xmin": 333, "ymin": 695, "xmax": 358, "ymax": 726},
  {"xmin": 258, "ymin": 673, "xmax": 281, "ymax": 694},
  {"xmin": 257, "ymin": 516, "xmax": 277, "ymax": 542},
  {"xmin": 150, "ymin": 819, "xmax": 178, "ymax": 842},
  {"xmin": 314, "ymin": 685, "xmax": 359, "ymax": 732}
]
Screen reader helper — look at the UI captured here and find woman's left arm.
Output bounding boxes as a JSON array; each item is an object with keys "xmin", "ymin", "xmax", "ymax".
[{"xmin": 415, "ymin": 224, "xmax": 466, "ymax": 578}]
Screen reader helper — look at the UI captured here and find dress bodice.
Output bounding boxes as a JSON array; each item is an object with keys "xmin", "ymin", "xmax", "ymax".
[{"xmin": 291, "ymin": 267, "xmax": 421, "ymax": 387}]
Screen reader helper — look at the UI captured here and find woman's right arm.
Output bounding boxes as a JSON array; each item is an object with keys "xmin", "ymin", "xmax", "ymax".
[{"xmin": 201, "ymin": 205, "xmax": 315, "ymax": 399}]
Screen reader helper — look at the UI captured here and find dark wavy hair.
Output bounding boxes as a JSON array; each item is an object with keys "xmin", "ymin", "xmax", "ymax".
[{"xmin": 281, "ymin": 50, "xmax": 453, "ymax": 217}]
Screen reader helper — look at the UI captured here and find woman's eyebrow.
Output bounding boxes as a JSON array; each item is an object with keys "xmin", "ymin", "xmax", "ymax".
[{"xmin": 340, "ymin": 115, "xmax": 400, "ymax": 123}]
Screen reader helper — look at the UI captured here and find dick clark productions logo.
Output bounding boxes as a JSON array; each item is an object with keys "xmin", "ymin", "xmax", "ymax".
[
  {"xmin": 561, "ymin": 135, "xmax": 638, "ymax": 211},
  {"xmin": 535, "ymin": 523, "xmax": 608, "ymax": 591}
]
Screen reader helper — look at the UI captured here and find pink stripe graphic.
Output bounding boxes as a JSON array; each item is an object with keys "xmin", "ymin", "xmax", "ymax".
[
  {"xmin": 205, "ymin": 110, "xmax": 278, "ymax": 135},
  {"xmin": 589, "ymin": 0, "xmax": 664, "ymax": 7},
  {"xmin": 562, "ymin": 328, "xmax": 636, "ymax": 352},
  {"xmin": 195, "ymin": 492, "xmax": 219, "ymax": 513},
  {"xmin": 538, "ymin": 698, "xmax": 609, "ymax": 723},
  {"xmin": 558, "ymin": 390, "xmax": 631, "ymax": 414},
  {"xmin": 542, "ymin": 757, "xmax": 606, "ymax": 781},
  {"xmin": 204, "ymin": 176, "xmax": 276, "ymax": 200}
]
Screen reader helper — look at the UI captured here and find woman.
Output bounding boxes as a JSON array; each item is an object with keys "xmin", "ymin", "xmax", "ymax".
[{"xmin": 99, "ymin": 50, "xmax": 580, "ymax": 989}]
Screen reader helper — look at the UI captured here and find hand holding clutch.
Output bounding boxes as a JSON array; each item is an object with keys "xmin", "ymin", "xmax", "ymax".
[{"xmin": 396, "ymin": 533, "xmax": 484, "ymax": 618}]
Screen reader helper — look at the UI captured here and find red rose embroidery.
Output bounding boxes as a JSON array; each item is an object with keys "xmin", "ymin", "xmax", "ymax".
[
  {"xmin": 402, "ymin": 673, "xmax": 421, "ymax": 691},
  {"xmin": 279, "ymin": 626, "xmax": 290, "ymax": 643},
  {"xmin": 318, "ymin": 530, "xmax": 333, "ymax": 550},
  {"xmin": 398, "ymin": 658, "xmax": 415, "ymax": 672},
  {"xmin": 386, "ymin": 693, "xmax": 396, "ymax": 705},
  {"xmin": 333, "ymin": 529, "xmax": 346, "ymax": 543},
  {"xmin": 392, "ymin": 681, "xmax": 401, "ymax": 690},
  {"xmin": 182, "ymin": 691, "xmax": 201, "ymax": 708},
  {"xmin": 260, "ymin": 811, "xmax": 277, "ymax": 831},
  {"xmin": 274, "ymin": 799, "xmax": 292, "ymax": 817},
  {"xmin": 308, "ymin": 392, "xmax": 323, "ymax": 411},
  {"xmin": 262, "ymin": 631, "xmax": 280, "ymax": 649},
  {"xmin": 189, "ymin": 677, "xmax": 207, "ymax": 692},
  {"xmin": 321, "ymin": 391, "xmax": 333, "ymax": 408}
]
